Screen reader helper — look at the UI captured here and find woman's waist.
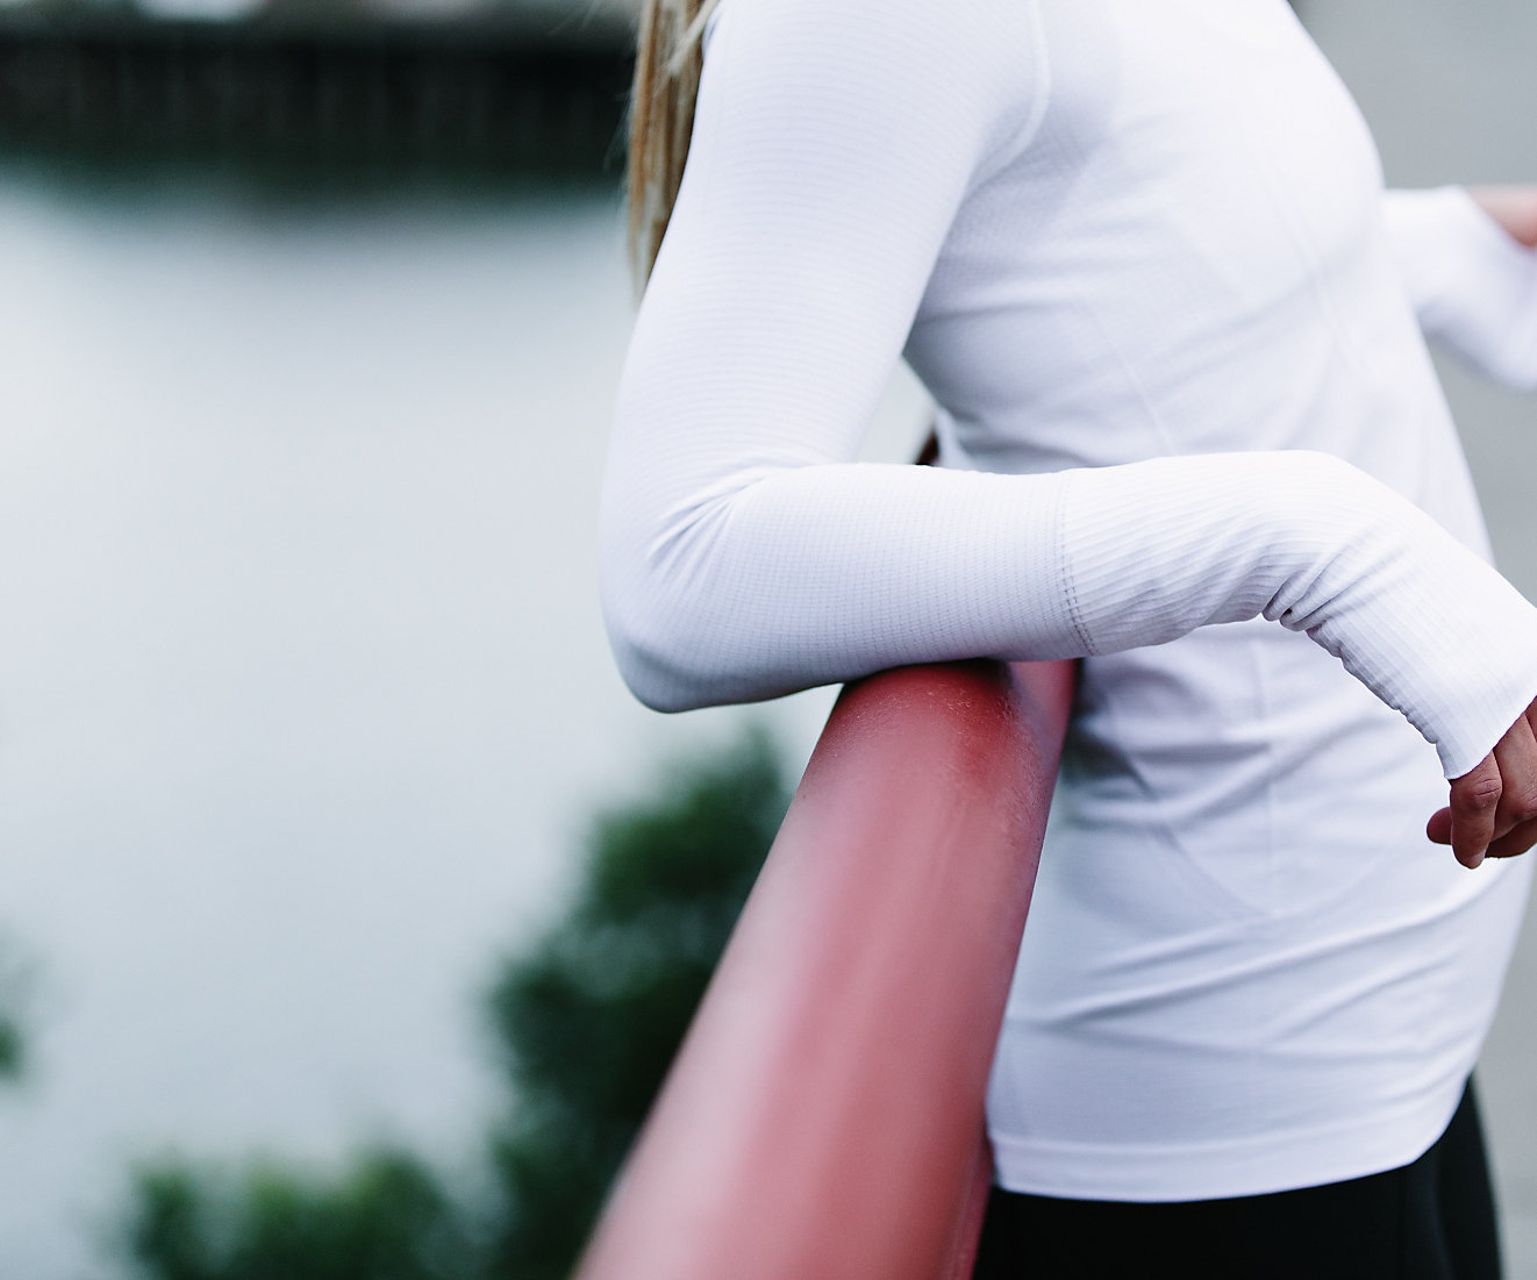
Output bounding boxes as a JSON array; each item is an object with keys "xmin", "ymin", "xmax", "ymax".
[{"xmin": 1059, "ymin": 619, "xmax": 1447, "ymax": 830}]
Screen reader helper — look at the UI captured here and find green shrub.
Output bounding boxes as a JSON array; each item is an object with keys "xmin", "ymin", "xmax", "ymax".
[{"xmin": 118, "ymin": 719, "xmax": 791, "ymax": 1280}]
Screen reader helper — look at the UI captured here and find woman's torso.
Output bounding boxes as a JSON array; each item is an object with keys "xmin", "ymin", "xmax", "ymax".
[{"xmin": 901, "ymin": 0, "xmax": 1535, "ymax": 1199}]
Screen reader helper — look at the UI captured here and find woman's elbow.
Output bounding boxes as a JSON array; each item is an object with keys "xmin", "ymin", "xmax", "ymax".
[
  {"xmin": 601, "ymin": 599, "xmax": 723, "ymax": 713},
  {"xmin": 596, "ymin": 465, "xmax": 807, "ymax": 712},
  {"xmin": 597, "ymin": 535, "xmax": 744, "ymax": 714},
  {"xmin": 1478, "ymin": 336, "xmax": 1537, "ymax": 394}
]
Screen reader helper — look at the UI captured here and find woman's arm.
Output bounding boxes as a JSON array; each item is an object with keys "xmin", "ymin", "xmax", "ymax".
[
  {"xmin": 599, "ymin": 0, "xmax": 1537, "ymax": 822},
  {"xmin": 1470, "ymin": 185, "xmax": 1537, "ymax": 248},
  {"xmin": 1382, "ymin": 185, "xmax": 1537, "ymax": 389}
]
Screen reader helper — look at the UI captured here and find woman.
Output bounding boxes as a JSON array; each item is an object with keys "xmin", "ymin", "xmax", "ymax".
[{"xmin": 596, "ymin": 0, "xmax": 1537, "ymax": 1274}]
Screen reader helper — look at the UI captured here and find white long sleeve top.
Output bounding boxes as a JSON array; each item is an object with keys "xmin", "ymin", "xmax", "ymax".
[{"xmin": 597, "ymin": 0, "xmax": 1537, "ymax": 1199}]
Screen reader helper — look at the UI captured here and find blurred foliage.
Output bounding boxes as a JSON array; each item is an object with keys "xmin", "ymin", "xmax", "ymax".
[
  {"xmin": 0, "ymin": 937, "xmax": 35, "ymax": 1083},
  {"xmin": 484, "ymin": 719, "xmax": 790, "ymax": 1278},
  {"xmin": 0, "ymin": 1011, "xmax": 21, "ymax": 1081},
  {"xmin": 117, "ymin": 719, "xmax": 791, "ymax": 1280},
  {"xmin": 0, "ymin": 1022, "xmax": 19, "ymax": 1080},
  {"xmin": 122, "ymin": 1149, "xmax": 485, "ymax": 1280}
]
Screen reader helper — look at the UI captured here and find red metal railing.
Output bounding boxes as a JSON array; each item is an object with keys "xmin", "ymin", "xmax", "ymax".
[{"xmin": 574, "ymin": 654, "xmax": 1075, "ymax": 1279}]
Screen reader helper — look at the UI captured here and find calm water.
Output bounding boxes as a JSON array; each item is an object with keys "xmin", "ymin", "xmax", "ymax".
[
  {"xmin": 0, "ymin": 172, "xmax": 938, "ymax": 1275},
  {"xmin": 2, "ymin": 4, "xmax": 1536, "ymax": 1271}
]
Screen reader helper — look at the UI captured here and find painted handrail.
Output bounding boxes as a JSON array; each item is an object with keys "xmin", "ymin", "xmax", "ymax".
[{"xmin": 573, "ymin": 653, "xmax": 1075, "ymax": 1279}]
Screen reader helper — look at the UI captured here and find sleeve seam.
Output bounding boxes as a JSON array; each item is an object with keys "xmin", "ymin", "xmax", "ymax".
[{"xmin": 1057, "ymin": 469, "xmax": 1100, "ymax": 658}]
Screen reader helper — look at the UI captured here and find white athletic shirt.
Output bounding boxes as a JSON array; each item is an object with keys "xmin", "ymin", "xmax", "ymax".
[{"xmin": 597, "ymin": 0, "xmax": 1537, "ymax": 1199}]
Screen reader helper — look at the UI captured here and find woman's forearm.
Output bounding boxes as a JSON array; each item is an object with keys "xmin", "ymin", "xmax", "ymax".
[
  {"xmin": 600, "ymin": 443, "xmax": 1537, "ymax": 782},
  {"xmin": 1382, "ymin": 185, "xmax": 1537, "ymax": 390}
]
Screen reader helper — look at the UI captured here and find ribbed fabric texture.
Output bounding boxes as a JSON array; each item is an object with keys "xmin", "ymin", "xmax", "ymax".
[{"xmin": 598, "ymin": 0, "xmax": 1537, "ymax": 1200}]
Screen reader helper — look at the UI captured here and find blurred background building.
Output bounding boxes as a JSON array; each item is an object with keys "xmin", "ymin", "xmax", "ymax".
[{"xmin": 0, "ymin": 0, "xmax": 1532, "ymax": 1275}]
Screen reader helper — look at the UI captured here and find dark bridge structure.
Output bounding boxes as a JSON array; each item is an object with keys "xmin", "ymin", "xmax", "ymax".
[{"xmin": 0, "ymin": 6, "xmax": 636, "ymax": 176}]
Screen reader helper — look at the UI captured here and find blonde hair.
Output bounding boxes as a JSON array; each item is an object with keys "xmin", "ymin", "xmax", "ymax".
[{"xmin": 625, "ymin": 0, "xmax": 724, "ymax": 298}]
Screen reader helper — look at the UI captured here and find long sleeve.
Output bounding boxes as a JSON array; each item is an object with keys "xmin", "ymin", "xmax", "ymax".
[
  {"xmin": 597, "ymin": 0, "xmax": 1537, "ymax": 782},
  {"xmin": 1383, "ymin": 185, "xmax": 1537, "ymax": 391}
]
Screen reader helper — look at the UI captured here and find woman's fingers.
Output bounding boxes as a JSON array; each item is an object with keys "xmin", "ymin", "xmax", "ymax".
[
  {"xmin": 1448, "ymin": 754, "xmax": 1503, "ymax": 869},
  {"xmin": 1429, "ymin": 700, "xmax": 1537, "ymax": 866},
  {"xmin": 1486, "ymin": 817, "xmax": 1537, "ymax": 860},
  {"xmin": 1426, "ymin": 803, "xmax": 1537, "ymax": 856},
  {"xmin": 1493, "ymin": 714, "xmax": 1537, "ymax": 831}
]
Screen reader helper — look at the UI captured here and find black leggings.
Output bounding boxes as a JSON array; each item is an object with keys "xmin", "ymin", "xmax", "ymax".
[{"xmin": 972, "ymin": 1076, "xmax": 1501, "ymax": 1280}]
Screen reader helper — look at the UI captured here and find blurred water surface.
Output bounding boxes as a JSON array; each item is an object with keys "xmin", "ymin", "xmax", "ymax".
[{"xmin": 0, "ymin": 170, "xmax": 930, "ymax": 1275}]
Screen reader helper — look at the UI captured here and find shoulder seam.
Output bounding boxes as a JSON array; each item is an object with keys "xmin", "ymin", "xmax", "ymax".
[{"xmin": 971, "ymin": 0, "xmax": 1052, "ymax": 190}]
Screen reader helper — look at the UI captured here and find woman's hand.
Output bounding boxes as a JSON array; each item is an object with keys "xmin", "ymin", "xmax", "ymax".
[
  {"xmin": 1427, "ymin": 696, "xmax": 1537, "ymax": 868},
  {"xmin": 1419, "ymin": 188, "xmax": 1537, "ymax": 871},
  {"xmin": 1468, "ymin": 185, "xmax": 1537, "ymax": 249}
]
